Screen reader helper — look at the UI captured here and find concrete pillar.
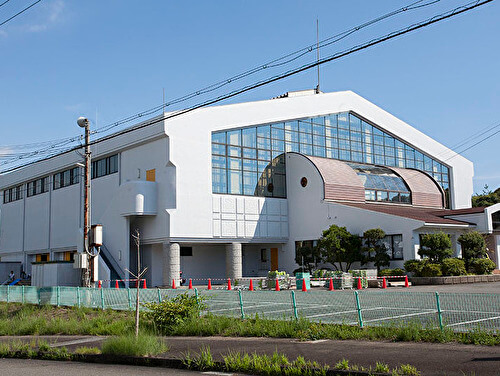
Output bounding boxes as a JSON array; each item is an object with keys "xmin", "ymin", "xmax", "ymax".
[
  {"xmin": 162, "ymin": 242, "xmax": 180, "ymax": 287},
  {"xmin": 226, "ymin": 243, "xmax": 242, "ymax": 280}
]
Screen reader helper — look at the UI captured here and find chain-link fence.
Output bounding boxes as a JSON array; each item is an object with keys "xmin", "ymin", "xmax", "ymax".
[{"xmin": 0, "ymin": 285, "xmax": 498, "ymax": 333}]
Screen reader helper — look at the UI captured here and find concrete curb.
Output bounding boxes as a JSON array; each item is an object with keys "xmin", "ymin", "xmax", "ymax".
[{"xmin": 411, "ymin": 274, "xmax": 500, "ymax": 285}]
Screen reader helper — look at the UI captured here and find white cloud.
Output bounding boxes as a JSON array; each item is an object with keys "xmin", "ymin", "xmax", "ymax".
[
  {"xmin": 0, "ymin": 147, "xmax": 13, "ymax": 158},
  {"xmin": 25, "ymin": 0, "xmax": 65, "ymax": 33}
]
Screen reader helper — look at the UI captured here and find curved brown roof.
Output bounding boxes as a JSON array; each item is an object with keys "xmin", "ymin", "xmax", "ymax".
[
  {"xmin": 298, "ymin": 155, "xmax": 444, "ymax": 209},
  {"xmin": 391, "ymin": 167, "xmax": 444, "ymax": 208},
  {"xmin": 305, "ymin": 156, "xmax": 365, "ymax": 202}
]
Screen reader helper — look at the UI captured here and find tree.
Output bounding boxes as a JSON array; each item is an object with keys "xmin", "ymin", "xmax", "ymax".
[
  {"xmin": 361, "ymin": 228, "xmax": 390, "ymax": 272},
  {"xmin": 317, "ymin": 225, "xmax": 362, "ymax": 272},
  {"xmin": 458, "ymin": 231, "xmax": 487, "ymax": 270},
  {"xmin": 418, "ymin": 232, "xmax": 453, "ymax": 263},
  {"xmin": 472, "ymin": 185, "xmax": 500, "ymax": 207},
  {"xmin": 295, "ymin": 243, "xmax": 322, "ymax": 273}
]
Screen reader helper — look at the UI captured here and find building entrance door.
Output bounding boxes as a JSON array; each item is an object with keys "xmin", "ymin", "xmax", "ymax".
[{"xmin": 271, "ymin": 248, "xmax": 278, "ymax": 271}]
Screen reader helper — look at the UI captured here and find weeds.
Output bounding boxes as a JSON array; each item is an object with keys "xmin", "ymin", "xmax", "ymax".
[
  {"xmin": 1, "ymin": 302, "xmax": 498, "ymax": 346},
  {"xmin": 101, "ymin": 333, "xmax": 168, "ymax": 357},
  {"xmin": 0, "ymin": 339, "xmax": 70, "ymax": 360}
]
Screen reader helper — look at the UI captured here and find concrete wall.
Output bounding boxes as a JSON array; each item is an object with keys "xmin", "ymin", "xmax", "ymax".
[
  {"xmin": 212, "ymin": 195, "xmax": 288, "ymax": 240},
  {"xmin": 32, "ymin": 262, "xmax": 80, "ymax": 287}
]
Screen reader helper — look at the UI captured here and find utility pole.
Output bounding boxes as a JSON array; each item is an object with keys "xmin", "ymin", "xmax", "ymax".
[{"xmin": 77, "ymin": 117, "xmax": 92, "ymax": 287}]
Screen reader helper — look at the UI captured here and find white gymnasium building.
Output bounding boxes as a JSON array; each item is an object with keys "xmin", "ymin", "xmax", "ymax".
[{"xmin": 0, "ymin": 90, "xmax": 499, "ymax": 286}]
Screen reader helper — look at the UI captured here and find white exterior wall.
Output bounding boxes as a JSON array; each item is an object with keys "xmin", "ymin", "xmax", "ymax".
[
  {"xmin": 211, "ymin": 194, "xmax": 288, "ymax": 240},
  {"xmin": 285, "ymin": 153, "xmax": 425, "ymax": 271},
  {"xmin": 0, "ymin": 91, "xmax": 477, "ymax": 283}
]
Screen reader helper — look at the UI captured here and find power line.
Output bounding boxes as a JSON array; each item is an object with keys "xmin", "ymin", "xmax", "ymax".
[
  {"xmin": 92, "ymin": 0, "xmax": 441, "ymax": 136},
  {"xmin": 0, "ymin": 0, "xmax": 493, "ymax": 173},
  {"xmin": 0, "ymin": 0, "xmax": 43, "ymax": 27},
  {"xmin": 0, "ymin": 0, "xmax": 440, "ymax": 161},
  {"xmin": 0, "ymin": 0, "xmax": 12, "ymax": 9}
]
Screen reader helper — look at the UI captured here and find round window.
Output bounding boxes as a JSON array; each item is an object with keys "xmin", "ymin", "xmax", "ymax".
[{"xmin": 300, "ymin": 177, "xmax": 308, "ymax": 187}]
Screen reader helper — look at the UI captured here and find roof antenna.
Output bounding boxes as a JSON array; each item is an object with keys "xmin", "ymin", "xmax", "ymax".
[{"xmin": 315, "ymin": 18, "xmax": 320, "ymax": 94}]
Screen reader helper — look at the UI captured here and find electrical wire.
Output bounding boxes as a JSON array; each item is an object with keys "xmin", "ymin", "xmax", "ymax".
[
  {"xmin": 92, "ymin": 0, "xmax": 442, "ymax": 136},
  {"xmin": 0, "ymin": 0, "xmax": 493, "ymax": 173},
  {"xmin": 0, "ymin": 0, "xmax": 12, "ymax": 9},
  {"xmin": 0, "ymin": 0, "xmax": 443, "ymax": 157},
  {"xmin": 0, "ymin": 0, "xmax": 43, "ymax": 27}
]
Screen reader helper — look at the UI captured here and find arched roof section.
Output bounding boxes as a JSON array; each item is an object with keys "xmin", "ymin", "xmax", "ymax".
[
  {"xmin": 305, "ymin": 156, "xmax": 365, "ymax": 202},
  {"xmin": 391, "ymin": 167, "xmax": 444, "ymax": 208}
]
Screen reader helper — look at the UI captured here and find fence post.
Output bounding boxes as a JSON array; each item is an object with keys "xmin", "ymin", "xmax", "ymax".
[
  {"xmin": 57, "ymin": 286, "xmax": 60, "ymax": 307},
  {"xmin": 38, "ymin": 288, "xmax": 41, "ymax": 306},
  {"xmin": 291, "ymin": 290, "xmax": 298, "ymax": 319},
  {"xmin": 127, "ymin": 288, "xmax": 132, "ymax": 310},
  {"xmin": 194, "ymin": 288, "xmax": 201, "ymax": 317},
  {"xmin": 22, "ymin": 285, "xmax": 25, "ymax": 304},
  {"xmin": 238, "ymin": 290, "xmax": 245, "ymax": 319},
  {"xmin": 435, "ymin": 292, "xmax": 444, "ymax": 331},
  {"xmin": 157, "ymin": 288, "xmax": 162, "ymax": 303},
  {"xmin": 100, "ymin": 287, "xmax": 105, "ymax": 310},
  {"xmin": 6, "ymin": 285, "xmax": 9, "ymax": 303},
  {"xmin": 77, "ymin": 287, "xmax": 81, "ymax": 308},
  {"xmin": 355, "ymin": 291, "xmax": 363, "ymax": 328}
]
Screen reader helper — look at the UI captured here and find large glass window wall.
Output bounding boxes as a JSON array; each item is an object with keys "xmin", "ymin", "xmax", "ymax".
[
  {"xmin": 212, "ymin": 112, "xmax": 450, "ymax": 200},
  {"xmin": 349, "ymin": 163, "xmax": 411, "ymax": 204}
]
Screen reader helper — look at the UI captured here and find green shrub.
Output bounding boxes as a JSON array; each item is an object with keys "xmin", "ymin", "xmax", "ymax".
[
  {"xmin": 469, "ymin": 258, "xmax": 496, "ymax": 275},
  {"xmin": 441, "ymin": 258, "xmax": 466, "ymax": 276},
  {"xmin": 101, "ymin": 334, "xmax": 168, "ymax": 357},
  {"xmin": 379, "ymin": 268, "xmax": 405, "ymax": 277},
  {"xmin": 143, "ymin": 293, "xmax": 205, "ymax": 334},
  {"xmin": 458, "ymin": 231, "xmax": 487, "ymax": 270},
  {"xmin": 419, "ymin": 263, "xmax": 442, "ymax": 277},
  {"xmin": 418, "ymin": 233, "xmax": 453, "ymax": 263},
  {"xmin": 404, "ymin": 260, "xmax": 424, "ymax": 275}
]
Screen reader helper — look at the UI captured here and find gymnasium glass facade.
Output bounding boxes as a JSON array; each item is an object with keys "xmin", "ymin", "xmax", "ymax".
[{"xmin": 211, "ymin": 112, "xmax": 449, "ymax": 201}]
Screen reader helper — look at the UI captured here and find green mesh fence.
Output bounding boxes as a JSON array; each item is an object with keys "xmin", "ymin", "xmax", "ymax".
[{"xmin": 0, "ymin": 285, "xmax": 498, "ymax": 333}]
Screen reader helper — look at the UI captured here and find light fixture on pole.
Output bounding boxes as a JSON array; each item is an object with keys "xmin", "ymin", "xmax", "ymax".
[{"xmin": 77, "ymin": 116, "xmax": 92, "ymax": 287}]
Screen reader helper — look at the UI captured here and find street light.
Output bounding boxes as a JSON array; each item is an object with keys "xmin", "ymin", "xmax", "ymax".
[{"xmin": 77, "ymin": 116, "xmax": 92, "ymax": 287}]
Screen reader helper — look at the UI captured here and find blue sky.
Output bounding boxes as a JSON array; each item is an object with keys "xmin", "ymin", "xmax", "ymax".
[{"xmin": 0, "ymin": 0, "xmax": 498, "ymax": 194}]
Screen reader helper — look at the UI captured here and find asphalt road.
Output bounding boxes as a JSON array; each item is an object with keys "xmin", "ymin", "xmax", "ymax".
[
  {"xmin": 0, "ymin": 358, "xmax": 227, "ymax": 376},
  {"xmin": 1, "ymin": 335, "xmax": 498, "ymax": 375},
  {"xmin": 165, "ymin": 336, "xmax": 500, "ymax": 376}
]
